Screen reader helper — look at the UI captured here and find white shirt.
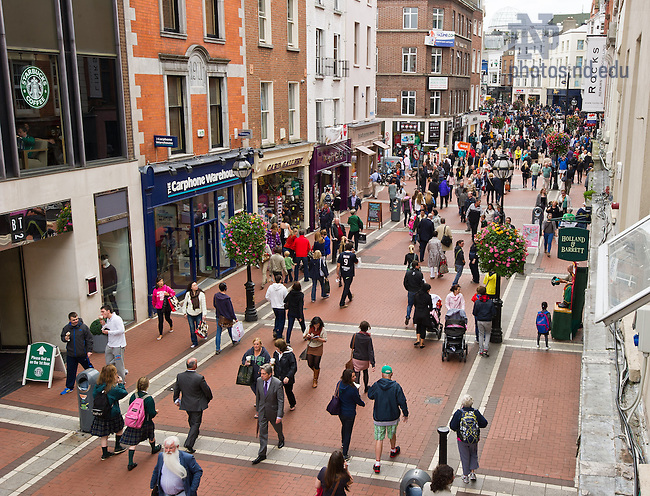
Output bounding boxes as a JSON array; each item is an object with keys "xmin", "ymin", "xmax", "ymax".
[
  {"xmin": 104, "ymin": 314, "xmax": 126, "ymax": 348},
  {"xmin": 266, "ymin": 283, "xmax": 288, "ymax": 309},
  {"xmin": 160, "ymin": 462, "xmax": 184, "ymax": 495}
]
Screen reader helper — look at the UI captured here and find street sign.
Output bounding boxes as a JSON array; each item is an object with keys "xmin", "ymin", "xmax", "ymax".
[
  {"xmin": 557, "ymin": 227, "xmax": 590, "ymax": 261},
  {"xmin": 22, "ymin": 342, "xmax": 66, "ymax": 388},
  {"xmin": 153, "ymin": 135, "xmax": 178, "ymax": 148},
  {"xmin": 237, "ymin": 129, "xmax": 252, "ymax": 138}
]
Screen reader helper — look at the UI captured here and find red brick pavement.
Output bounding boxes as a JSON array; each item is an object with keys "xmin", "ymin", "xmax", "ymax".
[{"xmin": 0, "ymin": 424, "xmax": 53, "ymax": 476}]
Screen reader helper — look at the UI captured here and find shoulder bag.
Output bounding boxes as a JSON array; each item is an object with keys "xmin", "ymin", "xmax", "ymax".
[
  {"xmin": 326, "ymin": 381, "xmax": 341, "ymax": 415},
  {"xmin": 236, "ymin": 364, "xmax": 254, "ymax": 386},
  {"xmin": 345, "ymin": 334, "xmax": 356, "ymax": 370},
  {"xmin": 441, "ymin": 227, "xmax": 452, "ymax": 247}
]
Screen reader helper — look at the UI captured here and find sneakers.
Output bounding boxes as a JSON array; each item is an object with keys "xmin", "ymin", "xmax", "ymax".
[
  {"xmin": 536, "ymin": 343, "xmax": 540, "ymax": 348},
  {"xmin": 340, "ymin": 304, "xmax": 348, "ymax": 308},
  {"xmin": 373, "ymin": 463, "xmax": 381, "ymax": 473},
  {"xmin": 157, "ymin": 335, "xmax": 162, "ymax": 340},
  {"xmin": 390, "ymin": 446, "xmax": 400, "ymax": 458},
  {"xmin": 190, "ymin": 344, "xmax": 196, "ymax": 348},
  {"xmin": 344, "ymin": 454, "xmax": 351, "ymax": 462},
  {"xmin": 114, "ymin": 445, "xmax": 127, "ymax": 455},
  {"xmin": 546, "ymin": 346, "xmax": 550, "ymax": 350},
  {"xmin": 469, "ymin": 472, "xmax": 477, "ymax": 481},
  {"xmin": 60, "ymin": 387, "xmax": 73, "ymax": 395},
  {"xmin": 462, "ymin": 475, "xmax": 470, "ymax": 483}
]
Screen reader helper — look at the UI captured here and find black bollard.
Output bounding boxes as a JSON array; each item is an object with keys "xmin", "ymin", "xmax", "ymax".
[{"xmin": 437, "ymin": 426, "xmax": 450, "ymax": 465}]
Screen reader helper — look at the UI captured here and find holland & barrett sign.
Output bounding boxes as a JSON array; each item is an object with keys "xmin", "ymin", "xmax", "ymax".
[{"xmin": 557, "ymin": 227, "xmax": 589, "ymax": 262}]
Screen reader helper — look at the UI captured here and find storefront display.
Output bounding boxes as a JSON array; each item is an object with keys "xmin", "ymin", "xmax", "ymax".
[
  {"xmin": 348, "ymin": 121, "xmax": 383, "ymax": 198},
  {"xmin": 309, "ymin": 140, "xmax": 351, "ymax": 230}
]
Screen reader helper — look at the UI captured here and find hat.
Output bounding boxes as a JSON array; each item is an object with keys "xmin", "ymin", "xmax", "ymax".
[{"xmin": 381, "ymin": 365, "xmax": 393, "ymax": 374}]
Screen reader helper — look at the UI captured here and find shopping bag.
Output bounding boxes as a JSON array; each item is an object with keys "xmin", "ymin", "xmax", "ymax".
[
  {"xmin": 323, "ymin": 278, "xmax": 330, "ymax": 294},
  {"xmin": 299, "ymin": 347, "xmax": 308, "ymax": 360},
  {"xmin": 439, "ymin": 256, "xmax": 449, "ymax": 274},
  {"xmin": 358, "ymin": 233, "xmax": 367, "ymax": 244},
  {"xmin": 231, "ymin": 321, "xmax": 245, "ymax": 342},
  {"xmin": 236, "ymin": 364, "xmax": 254, "ymax": 386},
  {"xmin": 195, "ymin": 320, "xmax": 209, "ymax": 339}
]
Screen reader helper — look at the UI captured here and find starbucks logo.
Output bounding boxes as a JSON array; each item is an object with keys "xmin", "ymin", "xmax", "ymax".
[
  {"xmin": 20, "ymin": 66, "xmax": 50, "ymax": 109},
  {"xmin": 34, "ymin": 367, "xmax": 44, "ymax": 378}
]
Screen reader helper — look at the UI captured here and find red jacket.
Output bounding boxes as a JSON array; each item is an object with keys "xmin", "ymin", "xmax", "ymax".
[
  {"xmin": 284, "ymin": 235, "xmax": 297, "ymax": 251},
  {"xmin": 294, "ymin": 236, "xmax": 311, "ymax": 257}
]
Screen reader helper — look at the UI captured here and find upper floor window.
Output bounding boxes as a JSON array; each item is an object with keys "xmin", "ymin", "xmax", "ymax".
[
  {"xmin": 401, "ymin": 90, "xmax": 415, "ymax": 116},
  {"xmin": 354, "ymin": 22, "xmax": 359, "ymax": 65},
  {"xmin": 287, "ymin": 0, "xmax": 297, "ymax": 47},
  {"xmin": 577, "ymin": 39, "xmax": 585, "ymax": 50},
  {"xmin": 209, "ymin": 77, "xmax": 224, "ymax": 148},
  {"xmin": 205, "ymin": 0, "xmax": 221, "ymax": 38},
  {"xmin": 167, "ymin": 75, "xmax": 187, "ymax": 154},
  {"xmin": 288, "ymin": 82, "xmax": 299, "ymax": 139},
  {"xmin": 258, "ymin": 0, "xmax": 270, "ymax": 43},
  {"xmin": 403, "ymin": 8, "xmax": 418, "ymax": 29},
  {"xmin": 432, "ymin": 9, "xmax": 444, "ymax": 30},
  {"xmin": 431, "ymin": 48, "xmax": 442, "ymax": 73},
  {"xmin": 402, "ymin": 47, "xmax": 416, "ymax": 73},
  {"xmin": 261, "ymin": 82, "xmax": 273, "ymax": 143},
  {"xmin": 316, "ymin": 29, "xmax": 324, "ymax": 75},
  {"xmin": 162, "ymin": 0, "xmax": 182, "ymax": 33}
]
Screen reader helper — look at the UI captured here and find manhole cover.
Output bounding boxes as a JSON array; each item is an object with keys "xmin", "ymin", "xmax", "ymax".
[{"xmin": 425, "ymin": 396, "xmax": 443, "ymax": 405}]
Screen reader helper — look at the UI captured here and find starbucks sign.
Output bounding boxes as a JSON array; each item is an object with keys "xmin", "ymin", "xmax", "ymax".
[{"xmin": 20, "ymin": 66, "xmax": 50, "ymax": 109}]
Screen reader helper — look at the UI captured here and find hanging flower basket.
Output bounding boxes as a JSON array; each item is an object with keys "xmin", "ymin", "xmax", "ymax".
[
  {"xmin": 56, "ymin": 202, "xmax": 73, "ymax": 233},
  {"xmin": 565, "ymin": 115, "xmax": 581, "ymax": 133},
  {"xmin": 491, "ymin": 116, "xmax": 505, "ymax": 130},
  {"xmin": 527, "ymin": 96, "xmax": 536, "ymax": 106},
  {"xmin": 224, "ymin": 212, "xmax": 266, "ymax": 266},
  {"xmin": 475, "ymin": 223, "xmax": 527, "ymax": 278},
  {"xmin": 546, "ymin": 132, "xmax": 571, "ymax": 156}
]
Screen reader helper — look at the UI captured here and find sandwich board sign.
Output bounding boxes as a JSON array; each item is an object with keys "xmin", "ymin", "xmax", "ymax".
[{"xmin": 23, "ymin": 342, "xmax": 66, "ymax": 388}]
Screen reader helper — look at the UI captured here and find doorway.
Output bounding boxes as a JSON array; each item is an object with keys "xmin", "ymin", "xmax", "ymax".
[{"xmin": 0, "ymin": 247, "xmax": 30, "ymax": 348}]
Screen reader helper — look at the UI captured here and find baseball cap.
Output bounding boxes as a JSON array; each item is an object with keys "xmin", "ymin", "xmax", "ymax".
[{"xmin": 381, "ymin": 365, "xmax": 393, "ymax": 374}]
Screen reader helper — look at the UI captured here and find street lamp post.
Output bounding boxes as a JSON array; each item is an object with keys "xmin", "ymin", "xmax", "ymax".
[
  {"xmin": 232, "ymin": 152, "xmax": 258, "ymax": 322},
  {"xmin": 489, "ymin": 155, "xmax": 513, "ymax": 344}
]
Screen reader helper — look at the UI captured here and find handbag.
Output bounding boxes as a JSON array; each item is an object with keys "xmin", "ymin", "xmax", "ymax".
[
  {"xmin": 441, "ymin": 228, "xmax": 452, "ymax": 247},
  {"xmin": 323, "ymin": 277, "xmax": 330, "ymax": 295},
  {"xmin": 326, "ymin": 382, "xmax": 341, "ymax": 415},
  {"xmin": 345, "ymin": 334, "xmax": 356, "ymax": 370},
  {"xmin": 236, "ymin": 364, "xmax": 254, "ymax": 386},
  {"xmin": 231, "ymin": 321, "xmax": 245, "ymax": 342},
  {"xmin": 218, "ymin": 315, "xmax": 234, "ymax": 327},
  {"xmin": 358, "ymin": 232, "xmax": 367, "ymax": 244},
  {"xmin": 439, "ymin": 256, "xmax": 449, "ymax": 274},
  {"xmin": 195, "ymin": 320, "xmax": 209, "ymax": 339},
  {"xmin": 299, "ymin": 347, "xmax": 308, "ymax": 360}
]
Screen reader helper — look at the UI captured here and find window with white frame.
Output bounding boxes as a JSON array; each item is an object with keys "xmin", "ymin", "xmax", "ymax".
[
  {"xmin": 403, "ymin": 7, "xmax": 418, "ymax": 29},
  {"xmin": 287, "ymin": 0, "xmax": 297, "ymax": 47},
  {"xmin": 261, "ymin": 82, "xmax": 273, "ymax": 142},
  {"xmin": 432, "ymin": 8, "xmax": 443, "ymax": 30},
  {"xmin": 470, "ymin": 84, "xmax": 474, "ymax": 109},
  {"xmin": 402, "ymin": 47, "xmax": 416, "ymax": 73},
  {"xmin": 167, "ymin": 75, "xmax": 187, "ymax": 154},
  {"xmin": 401, "ymin": 90, "xmax": 415, "ymax": 115},
  {"xmin": 315, "ymin": 100, "xmax": 323, "ymax": 142},
  {"xmin": 456, "ymin": 51, "xmax": 460, "ymax": 75},
  {"xmin": 365, "ymin": 85, "xmax": 370, "ymax": 118},
  {"xmin": 334, "ymin": 0, "xmax": 340, "ymax": 10},
  {"xmin": 577, "ymin": 39, "xmax": 584, "ymax": 50},
  {"xmin": 333, "ymin": 33, "xmax": 341, "ymax": 76},
  {"xmin": 478, "ymin": 21, "xmax": 481, "ymax": 36},
  {"xmin": 288, "ymin": 82, "xmax": 299, "ymax": 139},
  {"xmin": 353, "ymin": 86, "xmax": 359, "ymax": 120},
  {"xmin": 209, "ymin": 77, "xmax": 224, "ymax": 148},
  {"xmin": 429, "ymin": 90, "xmax": 441, "ymax": 115},
  {"xmin": 473, "ymin": 19, "xmax": 477, "ymax": 35},
  {"xmin": 366, "ymin": 26, "xmax": 371, "ymax": 66},
  {"xmin": 354, "ymin": 22, "xmax": 359, "ymax": 65},
  {"xmin": 333, "ymin": 99, "xmax": 339, "ymax": 125},
  {"xmin": 431, "ymin": 48, "xmax": 442, "ymax": 73},
  {"xmin": 472, "ymin": 50, "xmax": 476, "ymax": 73},
  {"xmin": 315, "ymin": 29, "xmax": 324, "ymax": 75},
  {"xmin": 258, "ymin": 0, "xmax": 270, "ymax": 43}
]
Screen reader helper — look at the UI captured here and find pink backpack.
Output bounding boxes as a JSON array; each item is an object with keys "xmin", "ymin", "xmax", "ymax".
[{"xmin": 124, "ymin": 394, "xmax": 149, "ymax": 429}]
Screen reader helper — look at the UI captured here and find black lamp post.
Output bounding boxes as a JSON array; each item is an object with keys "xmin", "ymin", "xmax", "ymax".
[
  {"xmin": 489, "ymin": 155, "xmax": 513, "ymax": 344},
  {"xmin": 232, "ymin": 153, "xmax": 258, "ymax": 322}
]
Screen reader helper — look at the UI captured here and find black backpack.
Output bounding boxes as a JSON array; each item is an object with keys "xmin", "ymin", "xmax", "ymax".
[{"xmin": 92, "ymin": 388, "xmax": 112, "ymax": 419}]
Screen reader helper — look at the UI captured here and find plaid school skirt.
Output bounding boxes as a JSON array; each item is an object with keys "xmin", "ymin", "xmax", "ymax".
[
  {"xmin": 90, "ymin": 414, "xmax": 124, "ymax": 437},
  {"xmin": 120, "ymin": 421, "xmax": 156, "ymax": 445}
]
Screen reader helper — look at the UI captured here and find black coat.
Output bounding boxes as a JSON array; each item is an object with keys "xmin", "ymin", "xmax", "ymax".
[
  {"xmin": 284, "ymin": 289, "xmax": 304, "ymax": 317},
  {"xmin": 272, "ymin": 349, "xmax": 297, "ymax": 381},
  {"xmin": 413, "ymin": 290, "xmax": 433, "ymax": 325},
  {"xmin": 418, "ymin": 218, "xmax": 435, "ymax": 244}
]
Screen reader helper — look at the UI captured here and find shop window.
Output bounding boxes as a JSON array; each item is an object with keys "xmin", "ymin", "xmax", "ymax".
[
  {"xmin": 209, "ymin": 77, "xmax": 224, "ymax": 148},
  {"xmin": 430, "ymin": 91, "xmax": 441, "ymax": 116},
  {"xmin": 401, "ymin": 90, "xmax": 415, "ymax": 115},
  {"xmin": 167, "ymin": 76, "xmax": 187, "ymax": 154},
  {"xmin": 154, "ymin": 201, "xmax": 192, "ymax": 290},
  {"xmin": 261, "ymin": 81, "xmax": 273, "ymax": 143},
  {"xmin": 288, "ymin": 82, "xmax": 299, "ymax": 139},
  {"xmin": 205, "ymin": 0, "xmax": 222, "ymax": 39}
]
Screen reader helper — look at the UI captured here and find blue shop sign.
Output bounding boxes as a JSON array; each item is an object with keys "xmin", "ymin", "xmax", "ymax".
[{"xmin": 154, "ymin": 135, "xmax": 178, "ymax": 148}]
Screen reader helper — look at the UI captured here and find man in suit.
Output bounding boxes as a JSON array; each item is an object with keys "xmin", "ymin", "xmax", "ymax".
[
  {"xmin": 173, "ymin": 357, "xmax": 213, "ymax": 453},
  {"xmin": 150, "ymin": 436, "xmax": 202, "ymax": 496},
  {"xmin": 348, "ymin": 189, "xmax": 362, "ymax": 211},
  {"xmin": 417, "ymin": 211, "xmax": 435, "ymax": 262},
  {"xmin": 252, "ymin": 363, "xmax": 285, "ymax": 464}
]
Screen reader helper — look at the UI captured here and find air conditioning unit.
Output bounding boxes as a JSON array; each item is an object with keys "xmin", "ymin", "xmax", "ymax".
[{"xmin": 607, "ymin": 21, "xmax": 617, "ymax": 42}]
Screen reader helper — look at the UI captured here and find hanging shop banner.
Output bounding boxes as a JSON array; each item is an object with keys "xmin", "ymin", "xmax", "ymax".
[
  {"xmin": 582, "ymin": 35, "xmax": 607, "ymax": 112},
  {"xmin": 22, "ymin": 342, "xmax": 66, "ymax": 388},
  {"xmin": 557, "ymin": 227, "xmax": 590, "ymax": 261},
  {"xmin": 424, "ymin": 30, "xmax": 455, "ymax": 47}
]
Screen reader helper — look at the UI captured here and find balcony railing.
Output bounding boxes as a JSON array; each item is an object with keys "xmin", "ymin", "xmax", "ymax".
[{"xmin": 316, "ymin": 58, "xmax": 350, "ymax": 77}]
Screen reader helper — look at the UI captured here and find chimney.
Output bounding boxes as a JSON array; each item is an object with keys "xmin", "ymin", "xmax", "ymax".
[{"xmin": 562, "ymin": 17, "xmax": 577, "ymax": 33}]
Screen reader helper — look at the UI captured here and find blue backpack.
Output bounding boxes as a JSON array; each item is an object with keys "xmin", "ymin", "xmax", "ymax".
[{"xmin": 536, "ymin": 311, "xmax": 551, "ymax": 334}]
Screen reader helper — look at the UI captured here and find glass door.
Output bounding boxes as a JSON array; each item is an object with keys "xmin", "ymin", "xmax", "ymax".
[{"xmin": 195, "ymin": 221, "xmax": 217, "ymax": 279}]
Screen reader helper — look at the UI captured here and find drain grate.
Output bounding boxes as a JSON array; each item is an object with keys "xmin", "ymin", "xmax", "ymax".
[{"xmin": 424, "ymin": 396, "xmax": 443, "ymax": 405}]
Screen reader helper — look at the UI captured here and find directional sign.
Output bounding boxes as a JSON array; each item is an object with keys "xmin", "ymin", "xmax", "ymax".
[
  {"xmin": 23, "ymin": 342, "xmax": 66, "ymax": 388},
  {"xmin": 237, "ymin": 129, "xmax": 252, "ymax": 138}
]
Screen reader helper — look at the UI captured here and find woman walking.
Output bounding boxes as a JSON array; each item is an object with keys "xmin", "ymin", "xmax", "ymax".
[
  {"xmin": 272, "ymin": 338, "xmax": 298, "ymax": 411},
  {"xmin": 542, "ymin": 212, "xmax": 557, "ymax": 257},
  {"xmin": 413, "ymin": 283, "xmax": 433, "ymax": 348},
  {"xmin": 182, "ymin": 281, "xmax": 207, "ymax": 348},
  {"xmin": 309, "ymin": 250, "xmax": 329, "ymax": 302},
  {"xmin": 315, "ymin": 450, "xmax": 353, "ymax": 496},
  {"xmin": 336, "ymin": 370, "xmax": 365, "ymax": 461},
  {"xmin": 152, "ymin": 277, "xmax": 175, "ymax": 340},
  {"xmin": 445, "ymin": 284, "xmax": 466, "ymax": 311},
  {"xmin": 403, "ymin": 244, "xmax": 419, "ymax": 270},
  {"xmin": 284, "ymin": 281, "xmax": 306, "ymax": 344},
  {"xmin": 350, "ymin": 321, "xmax": 375, "ymax": 393},
  {"xmin": 304, "ymin": 316, "xmax": 327, "ymax": 388},
  {"xmin": 422, "ymin": 464, "xmax": 455, "ymax": 494},
  {"xmin": 450, "ymin": 394, "xmax": 488, "ymax": 483},
  {"xmin": 213, "ymin": 282, "xmax": 239, "ymax": 354},
  {"xmin": 427, "ymin": 235, "xmax": 443, "ymax": 279},
  {"xmin": 91, "ymin": 364, "xmax": 128, "ymax": 460},
  {"xmin": 242, "ymin": 337, "xmax": 271, "ymax": 415},
  {"xmin": 121, "ymin": 377, "xmax": 162, "ymax": 471}
]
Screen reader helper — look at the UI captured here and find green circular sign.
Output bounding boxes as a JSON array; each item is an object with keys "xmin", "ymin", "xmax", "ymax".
[{"xmin": 20, "ymin": 66, "xmax": 50, "ymax": 109}]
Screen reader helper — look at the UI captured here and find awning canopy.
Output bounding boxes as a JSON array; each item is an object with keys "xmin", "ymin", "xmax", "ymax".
[
  {"xmin": 373, "ymin": 141, "xmax": 390, "ymax": 150},
  {"xmin": 356, "ymin": 145, "xmax": 376, "ymax": 156}
]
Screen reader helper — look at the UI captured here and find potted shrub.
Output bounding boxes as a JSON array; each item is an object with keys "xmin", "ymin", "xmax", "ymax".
[
  {"xmin": 584, "ymin": 190, "xmax": 596, "ymax": 206},
  {"xmin": 90, "ymin": 318, "xmax": 107, "ymax": 353}
]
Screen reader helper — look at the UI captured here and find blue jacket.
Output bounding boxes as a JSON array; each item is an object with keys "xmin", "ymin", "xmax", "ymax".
[
  {"xmin": 150, "ymin": 450, "xmax": 203, "ymax": 496},
  {"xmin": 337, "ymin": 381, "xmax": 365, "ymax": 418},
  {"xmin": 368, "ymin": 378, "xmax": 408, "ymax": 422},
  {"xmin": 472, "ymin": 296, "xmax": 496, "ymax": 322},
  {"xmin": 450, "ymin": 407, "xmax": 488, "ymax": 441}
]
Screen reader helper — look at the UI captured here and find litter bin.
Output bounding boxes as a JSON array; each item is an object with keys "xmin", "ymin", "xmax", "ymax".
[
  {"xmin": 391, "ymin": 199, "xmax": 401, "ymax": 222},
  {"xmin": 532, "ymin": 206, "xmax": 543, "ymax": 228},
  {"xmin": 400, "ymin": 468, "xmax": 431, "ymax": 496},
  {"xmin": 77, "ymin": 368, "xmax": 99, "ymax": 433}
]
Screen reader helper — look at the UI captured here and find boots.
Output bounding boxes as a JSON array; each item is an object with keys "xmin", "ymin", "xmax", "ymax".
[{"xmin": 312, "ymin": 369, "xmax": 320, "ymax": 388}]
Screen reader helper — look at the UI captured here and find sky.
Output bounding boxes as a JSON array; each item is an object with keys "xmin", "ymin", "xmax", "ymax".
[{"xmin": 483, "ymin": 0, "xmax": 590, "ymax": 29}]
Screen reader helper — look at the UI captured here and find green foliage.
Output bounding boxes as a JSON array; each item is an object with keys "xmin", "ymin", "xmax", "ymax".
[
  {"xmin": 491, "ymin": 116, "xmax": 505, "ymax": 129},
  {"xmin": 475, "ymin": 223, "xmax": 527, "ymax": 278},
  {"xmin": 565, "ymin": 115, "xmax": 580, "ymax": 133},
  {"xmin": 546, "ymin": 132, "xmax": 571, "ymax": 156},
  {"xmin": 56, "ymin": 202, "xmax": 73, "ymax": 233},
  {"xmin": 224, "ymin": 212, "xmax": 267, "ymax": 266},
  {"xmin": 89, "ymin": 319, "xmax": 103, "ymax": 336}
]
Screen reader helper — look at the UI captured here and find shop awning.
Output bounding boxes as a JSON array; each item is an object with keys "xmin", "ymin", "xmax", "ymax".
[
  {"xmin": 373, "ymin": 141, "xmax": 390, "ymax": 150},
  {"xmin": 356, "ymin": 146, "xmax": 376, "ymax": 156}
]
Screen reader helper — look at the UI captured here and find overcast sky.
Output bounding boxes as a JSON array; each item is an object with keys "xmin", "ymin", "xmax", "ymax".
[{"xmin": 484, "ymin": 0, "xmax": 590, "ymax": 28}]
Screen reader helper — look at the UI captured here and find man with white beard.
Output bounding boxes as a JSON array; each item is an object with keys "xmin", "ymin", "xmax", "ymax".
[{"xmin": 151, "ymin": 436, "xmax": 202, "ymax": 496}]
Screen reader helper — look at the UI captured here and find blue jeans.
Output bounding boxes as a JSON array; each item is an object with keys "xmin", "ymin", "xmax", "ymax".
[
  {"xmin": 273, "ymin": 308, "xmax": 286, "ymax": 338},
  {"xmin": 531, "ymin": 174, "xmax": 538, "ymax": 189},
  {"xmin": 216, "ymin": 323, "xmax": 234, "ymax": 352},
  {"xmin": 311, "ymin": 276, "xmax": 326, "ymax": 301},
  {"xmin": 187, "ymin": 313, "xmax": 202, "ymax": 346},
  {"xmin": 406, "ymin": 291, "xmax": 416, "ymax": 319},
  {"xmin": 544, "ymin": 232, "xmax": 554, "ymax": 253},
  {"xmin": 453, "ymin": 264, "xmax": 464, "ymax": 285},
  {"xmin": 65, "ymin": 355, "xmax": 93, "ymax": 390},
  {"xmin": 286, "ymin": 313, "xmax": 305, "ymax": 344},
  {"xmin": 294, "ymin": 257, "xmax": 309, "ymax": 281}
]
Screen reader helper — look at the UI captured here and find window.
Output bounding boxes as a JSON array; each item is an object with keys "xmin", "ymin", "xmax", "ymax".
[
  {"xmin": 316, "ymin": 101, "xmax": 323, "ymax": 142},
  {"xmin": 334, "ymin": 0, "xmax": 340, "ymax": 10},
  {"xmin": 402, "ymin": 47, "xmax": 417, "ymax": 73},
  {"xmin": 431, "ymin": 48, "xmax": 442, "ymax": 74},
  {"xmin": 456, "ymin": 51, "xmax": 460, "ymax": 75},
  {"xmin": 333, "ymin": 99, "xmax": 339, "ymax": 125},
  {"xmin": 209, "ymin": 77, "xmax": 223, "ymax": 148},
  {"xmin": 403, "ymin": 8, "xmax": 418, "ymax": 29},
  {"xmin": 365, "ymin": 85, "xmax": 370, "ymax": 118},
  {"xmin": 491, "ymin": 73, "xmax": 497, "ymax": 84},
  {"xmin": 367, "ymin": 26, "xmax": 371, "ymax": 66},
  {"xmin": 576, "ymin": 56, "xmax": 583, "ymax": 67},
  {"xmin": 401, "ymin": 90, "xmax": 415, "ymax": 115},
  {"xmin": 472, "ymin": 50, "xmax": 476, "ymax": 73},
  {"xmin": 258, "ymin": 0, "xmax": 270, "ymax": 43},
  {"xmin": 473, "ymin": 19, "xmax": 477, "ymax": 35},
  {"xmin": 432, "ymin": 8, "xmax": 444, "ymax": 30},
  {"xmin": 167, "ymin": 76, "xmax": 186, "ymax": 154},
  {"xmin": 470, "ymin": 84, "xmax": 474, "ymax": 109},
  {"xmin": 353, "ymin": 86, "xmax": 359, "ymax": 120},
  {"xmin": 205, "ymin": 0, "xmax": 221, "ymax": 38},
  {"xmin": 288, "ymin": 82, "xmax": 298, "ymax": 138},
  {"xmin": 354, "ymin": 22, "xmax": 359, "ymax": 65},
  {"xmin": 333, "ymin": 34, "xmax": 341, "ymax": 76},
  {"xmin": 478, "ymin": 21, "xmax": 481, "ymax": 37},
  {"xmin": 452, "ymin": 10, "xmax": 455, "ymax": 31},
  {"xmin": 315, "ymin": 29, "xmax": 324, "ymax": 75},
  {"xmin": 162, "ymin": 0, "xmax": 181, "ymax": 33},
  {"xmin": 261, "ymin": 82, "xmax": 273, "ymax": 142},
  {"xmin": 429, "ymin": 90, "xmax": 441, "ymax": 115},
  {"xmin": 287, "ymin": 0, "xmax": 297, "ymax": 47},
  {"xmin": 577, "ymin": 39, "xmax": 584, "ymax": 50}
]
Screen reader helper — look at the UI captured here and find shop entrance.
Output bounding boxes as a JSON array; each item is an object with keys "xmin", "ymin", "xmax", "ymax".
[
  {"xmin": 0, "ymin": 247, "xmax": 30, "ymax": 348},
  {"xmin": 194, "ymin": 193, "xmax": 231, "ymax": 280}
]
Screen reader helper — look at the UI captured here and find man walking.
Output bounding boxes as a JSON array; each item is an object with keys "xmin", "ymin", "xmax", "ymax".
[
  {"xmin": 213, "ymin": 282, "xmax": 238, "ymax": 354},
  {"xmin": 347, "ymin": 209, "xmax": 363, "ymax": 251},
  {"xmin": 150, "ymin": 436, "xmax": 203, "ymax": 496},
  {"xmin": 293, "ymin": 230, "xmax": 311, "ymax": 282},
  {"xmin": 367, "ymin": 365, "xmax": 408, "ymax": 474},
  {"xmin": 173, "ymin": 357, "xmax": 213, "ymax": 453},
  {"xmin": 403, "ymin": 260, "xmax": 424, "ymax": 326},
  {"xmin": 60, "ymin": 312, "xmax": 93, "ymax": 395},
  {"xmin": 370, "ymin": 170, "xmax": 381, "ymax": 198},
  {"xmin": 417, "ymin": 211, "xmax": 435, "ymax": 262},
  {"xmin": 100, "ymin": 304, "xmax": 127, "ymax": 383},
  {"xmin": 337, "ymin": 242, "xmax": 359, "ymax": 308},
  {"xmin": 466, "ymin": 199, "xmax": 482, "ymax": 237},
  {"xmin": 266, "ymin": 274, "xmax": 288, "ymax": 339},
  {"xmin": 330, "ymin": 218, "xmax": 346, "ymax": 264},
  {"xmin": 252, "ymin": 364, "xmax": 285, "ymax": 464},
  {"xmin": 453, "ymin": 240, "xmax": 466, "ymax": 285},
  {"xmin": 472, "ymin": 286, "xmax": 496, "ymax": 357}
]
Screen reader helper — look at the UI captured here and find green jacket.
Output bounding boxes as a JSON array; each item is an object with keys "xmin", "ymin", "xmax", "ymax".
[
  {"xmin": 348, "ymin": 215, "xmax": 363, "ymax": 233},
  {"xmin": 94, "ymin": 382, "xmax": 128, "ymax": 418}
]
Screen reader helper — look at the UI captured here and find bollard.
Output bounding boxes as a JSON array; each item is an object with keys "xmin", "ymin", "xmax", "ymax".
[{"xmin": 437, "ymin": 426, "xmax": 450, "ymax": 465}]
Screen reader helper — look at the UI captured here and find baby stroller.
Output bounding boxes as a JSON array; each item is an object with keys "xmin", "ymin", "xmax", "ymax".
[
  {"xmin": 442, "ymin": 308, "xmax": 468, "ymax": 362},
  {"xmin": 429, "ymin": 294, "xmax": 443, "ymax": 340}
]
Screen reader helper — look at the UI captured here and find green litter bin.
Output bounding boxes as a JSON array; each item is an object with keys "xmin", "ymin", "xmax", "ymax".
[{"xmin": 552, "ymin": 304, "xmax": 573, "ymax": 340}]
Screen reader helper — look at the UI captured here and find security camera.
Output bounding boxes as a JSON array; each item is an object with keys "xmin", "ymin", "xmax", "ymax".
[{"xmin": 258, "ymin": 150, "xmax": 264, "ymax": 158}]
